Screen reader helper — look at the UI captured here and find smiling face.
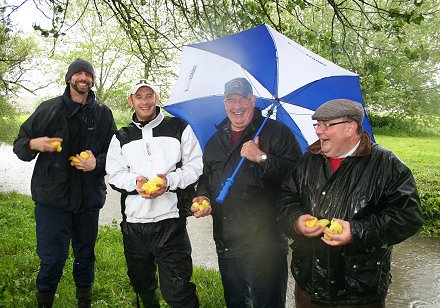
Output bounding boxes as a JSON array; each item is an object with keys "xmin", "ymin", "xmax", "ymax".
[
  {"xmin": 224, "ymin": 94, "xmax": 256, "ymax": 131},
  {"xmin": 128, "ymin": 86, "xmax": 159, "ymax": 122},
  {"xmin": 315, "ymin": 118, "xmax": 360, "ymax": 157},
  {"xmin": 69, "ymin": 71, "xmax": 93, "ymax": 94}
]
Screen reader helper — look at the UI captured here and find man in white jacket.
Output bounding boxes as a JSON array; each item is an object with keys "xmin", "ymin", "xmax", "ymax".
[{"xmin": 106, "ymin": 79, "xmax": 203, "ymax": 307}]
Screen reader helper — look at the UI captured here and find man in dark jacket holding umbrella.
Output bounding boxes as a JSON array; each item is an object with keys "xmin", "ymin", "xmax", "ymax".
[
  {"xmin": 278, "ymin": 98, "xmax": 423, "ymax": 307},
  {"xmin": 13, "ymin": 58, "xmax": 116, "ymax": 307},
  {"xmin": 193, "ymin": 77, "xmax": 302, "ymax": 307}
]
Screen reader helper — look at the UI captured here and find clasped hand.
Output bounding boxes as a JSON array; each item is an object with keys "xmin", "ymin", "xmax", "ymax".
[
  {"xmin": 240, "ymin": 136, "xmax": 264, "ymax": 163},
  {"xmin": 295, "ymin": 214, "xmax": 352, "ymax": 246}
]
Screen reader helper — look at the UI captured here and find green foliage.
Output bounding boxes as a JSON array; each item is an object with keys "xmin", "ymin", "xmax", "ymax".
[
  {"xmin": 50, "ymin": 0, "xmax": 148, "ymax": 105},
  {"xmin": 6, "ymin": 0, "xmax": 440, "ymax": 120},
  {"xmin": 0, "ymin": 192, "xmax": 225, "ymax": 307},
  {"xmin": 0, "ymin": 98, "xmax": 19, "ymax": 143},
  {"xmin": 250, "ymin": 1, "xmax": 440, "ymax": 119},
  {"xmin": 369, "ymin": 113, "xmax": 440, "ymax": 137},
  {"xmin": 0, "ymin": 6, "xmax": 41, "ymax": 134},
  {"xmin": 420, "ymin": 195, "xmax": 440, "ymax": 237},
  {"xmin": 0, "ymin": 12, "xmax": 40, "ymax": 94}
]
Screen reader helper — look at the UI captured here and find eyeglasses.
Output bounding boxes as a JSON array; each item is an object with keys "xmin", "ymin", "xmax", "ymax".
[
  {"xmin": 313, "ymin": 120, "xmax": 351, "ymax": 130},
  {"xmin": 224, "ymin": 96, "xmax": 251, "ymax": 106}
]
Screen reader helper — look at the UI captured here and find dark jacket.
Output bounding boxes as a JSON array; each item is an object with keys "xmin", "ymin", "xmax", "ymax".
[
  {"xmin": 278, "ymin": 132, "xmax": 423, "ymax": 306},
  {"xmin": 13, "ymin": 86, "xmax": 116, "ymax": 212},
  {"xmin": 197, "ymin": 108, "xmax": 302, "ymax": 258}
]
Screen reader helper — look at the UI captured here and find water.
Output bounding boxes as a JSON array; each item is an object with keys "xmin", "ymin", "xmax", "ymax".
[{"xmin": 1, "ymin": 143, "xmax": 439, "ymax": 307}]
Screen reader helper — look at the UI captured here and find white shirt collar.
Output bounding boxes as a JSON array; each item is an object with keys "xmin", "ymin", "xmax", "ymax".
[{"xmin": 338, "ymin": 139, "xmax": 361, "ymax": 158}]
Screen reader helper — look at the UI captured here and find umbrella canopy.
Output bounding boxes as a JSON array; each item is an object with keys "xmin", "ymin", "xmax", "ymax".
[{"xmin": 165, "ymin": 24, "xmax": 374, "ymax": 152}]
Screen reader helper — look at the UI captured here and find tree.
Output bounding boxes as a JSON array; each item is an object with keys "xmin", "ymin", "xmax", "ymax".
[
  {"xmin": 0, "ymin": 4, "xmax": 42, "ymax": 142},
  {"xmin": 51, "ymin": 2, "xmax": 136, "ymax": 106},
  {"xmin": 0, "ymin": 6, "xmax": 42, "ymax": 95},
  {"xmin": 271, "ymin": 0, "xmax": 440, "ymax": 117},
  {"xmin": 101, "ymin": 0, "xmax": 185, "ymax": 99},
  {"xmin": 3, "ymin": 0, "xmax": 440, "ymax": 118}
]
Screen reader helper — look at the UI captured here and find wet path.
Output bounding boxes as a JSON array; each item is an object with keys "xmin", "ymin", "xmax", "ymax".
[{"xmin": 1, "ymin": 143, "xmax": 439, "ymax": 307}]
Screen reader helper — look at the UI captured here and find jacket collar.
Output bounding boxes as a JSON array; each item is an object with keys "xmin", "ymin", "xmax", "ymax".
[
  {"xmin": 132, "ymin": 106, "xmax": 164, "ymax": 129},
  {"xmin": 307, "ymin": 131, "xmax": 372, "ymax": 157},
  {"xmin": 63, "ymin": 85, "xmax": 96, "ymax": 118}
]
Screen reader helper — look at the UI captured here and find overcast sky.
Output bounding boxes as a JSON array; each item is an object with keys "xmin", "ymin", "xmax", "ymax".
[{"xmin": 10, "ymin": 0, "xmax": 52, "ymax": 33}]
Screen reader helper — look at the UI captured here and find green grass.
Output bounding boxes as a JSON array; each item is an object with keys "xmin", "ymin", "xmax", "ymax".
[
  {"xmin": 374, "ymin": 135, "xmax": 440, "ymax": 193},
  {"xmin": 0, "ymin": 192, "xmax": 225, "ymax": 307}
]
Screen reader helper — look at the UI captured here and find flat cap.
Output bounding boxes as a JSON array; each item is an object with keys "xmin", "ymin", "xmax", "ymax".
[{"xmin": 312, "ymin": 98, "xmax": 364, "ymax": 124}]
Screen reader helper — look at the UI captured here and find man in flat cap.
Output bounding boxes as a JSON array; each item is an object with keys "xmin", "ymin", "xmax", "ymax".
[
  {"xmin": 193, "ymin": 77, "xmax": 302, "ymax": 307},
  {"xmin": 278, "ymin": 98, "xmax": 422, "ymax": 307},
  {"xmin": 14, "ymin": 58, "xmax": 116, "ymax": 307}
]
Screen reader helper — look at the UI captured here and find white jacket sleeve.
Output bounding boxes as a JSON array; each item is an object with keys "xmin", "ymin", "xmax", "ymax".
[
  {"xmin": 105, "ymin": 135, "xmax": 138, "ymax": 193},
  {"xmin": 166, "ymin": 125, "xmax": 203, "ymax": 190}
]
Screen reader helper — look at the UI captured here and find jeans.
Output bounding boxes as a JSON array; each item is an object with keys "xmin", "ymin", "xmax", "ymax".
[
  {"xmin": 35, "ymin": 204, "xmax": 99, "ymax": 292},
  {"xmin": 218, "ymin": 251, "xmax": 288, "ymax": 308}
]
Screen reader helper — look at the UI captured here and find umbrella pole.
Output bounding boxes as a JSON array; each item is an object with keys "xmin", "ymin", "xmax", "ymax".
[{"xmin": 215, "ymin": 100, "xmax": 279, "ymax": 203}]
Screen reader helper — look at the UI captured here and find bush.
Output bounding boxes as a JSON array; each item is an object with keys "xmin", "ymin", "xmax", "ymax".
[
  {"xmin": 0, "ymin": 98, "xmax": 20, "ymax": 144},
  {"xmin": 420, "ymin": 193, "xmax": 440, "ymax": 237},
  {"xmin": 368, "ymin": 113, "xmax": 440, "ymax": 137}
]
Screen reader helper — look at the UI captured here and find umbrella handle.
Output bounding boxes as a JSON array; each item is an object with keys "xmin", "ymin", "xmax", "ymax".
[
  {"xmin": 215, "ymin": 177, "xmax": 235, "ymax": 203},
  {"xmin": 216, "ymin": 155, "xmax": 246, "ymax": 203}
]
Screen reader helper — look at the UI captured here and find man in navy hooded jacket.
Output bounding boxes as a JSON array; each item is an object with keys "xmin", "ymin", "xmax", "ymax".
[{"xmin": 13, "ymin": 58, "xmax": 116, "ymax": 307}]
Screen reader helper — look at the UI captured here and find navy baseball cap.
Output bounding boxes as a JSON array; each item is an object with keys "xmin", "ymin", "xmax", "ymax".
[{"xmin": 224, "ymin": 78, "xmax": 253, "ymax": 97}]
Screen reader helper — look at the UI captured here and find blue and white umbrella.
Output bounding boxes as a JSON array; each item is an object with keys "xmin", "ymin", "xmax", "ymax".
[
  {"xmin": 165, "ymin": 24, "xmax": 374, "ymax": 152},
  {"xmin": 165, "ymin": 24, "xmax": 374, "ymax": 202}
]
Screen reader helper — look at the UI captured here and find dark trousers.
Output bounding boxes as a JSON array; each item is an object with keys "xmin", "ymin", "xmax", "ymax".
[
  {"xmin": 121, "ymin": 218, "xmax": 199, "ymax": 308},
  {"xmin": 35, "ymin": 204, "xmax": 99, "ymax": 293},
  {"xmin": 218, "ymin": 251, "xmax": 288, "ymax": 308}
]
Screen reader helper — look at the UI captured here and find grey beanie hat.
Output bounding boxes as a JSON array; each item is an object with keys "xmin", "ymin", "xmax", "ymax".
[
  {"xmin": 65, "ymin": 58, "xmax": 95, "ymax": 86},
  {"xmin": 312, "ymin": 98, "xmax": 364, "ymax": 124}
]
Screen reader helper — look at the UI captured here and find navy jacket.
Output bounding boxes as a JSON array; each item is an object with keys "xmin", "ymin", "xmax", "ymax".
[
  {"xmin": 197, "ymin": 108, "xmax": 302, "ymax": 258},
  {"xmin": 13, "ymin": 86, "xmax": 116, "ymax": 212}
]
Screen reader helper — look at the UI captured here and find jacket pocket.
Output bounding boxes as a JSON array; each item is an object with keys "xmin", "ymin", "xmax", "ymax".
[
  {"xmin": 33, "ymin": 172, "xmax": 68, "ymax": 206},
  {"xmin": 343, "ymin": 249, "xmax": 391, "ymax": 297}
]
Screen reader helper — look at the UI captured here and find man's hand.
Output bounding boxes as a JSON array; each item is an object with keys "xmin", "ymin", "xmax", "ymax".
[
  {"xmin": 148, "ymin": 174, "xmax": 167, "ymax": 198},
  {"xmin": 29, "ymin": 137, "xmax": 63, "ymax": 153},
  {"xmin": 73, "ymin": 150, "xmax": 96, "ymax": 172},
  {"xmin": 136, "ymin": 174, "xmax": 167, "ymax": 199},
  {"xmin": 321, "ymin": 219, "xmax": 352, "ymax": 246},
  {"xmin": 240, "ymin": 136, "xmax": 264, "ymax": 163},
  {"xmin": 191, "ymin": 196, "xmax": 212, "ymax": 218},
  {"xmin": 294, "ymin": 214, "xmax": 326, "ymax": 238}
]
